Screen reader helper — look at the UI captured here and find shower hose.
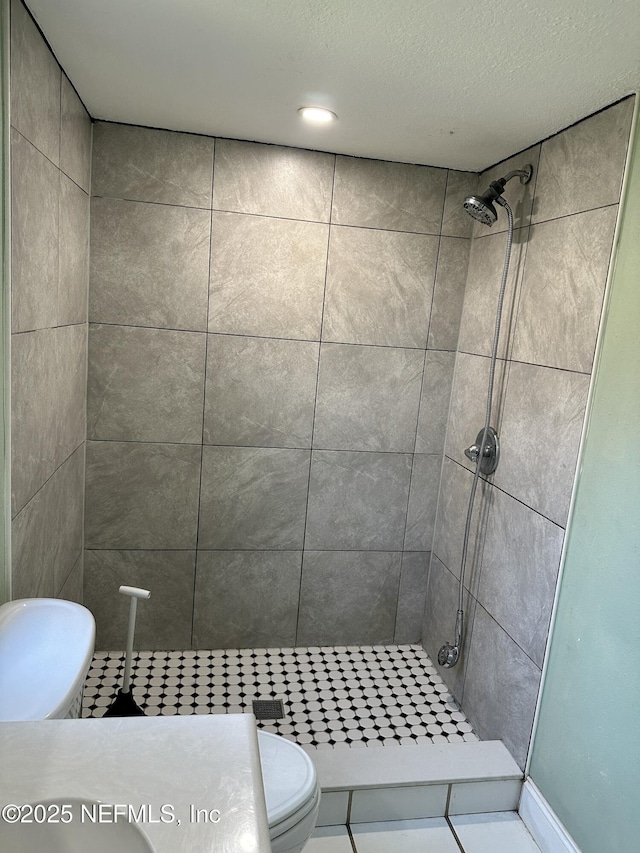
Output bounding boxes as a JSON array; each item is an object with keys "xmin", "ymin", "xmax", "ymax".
[{"xmin": 451, "ymin": 198, "xmax": 515, "ymax": 661}]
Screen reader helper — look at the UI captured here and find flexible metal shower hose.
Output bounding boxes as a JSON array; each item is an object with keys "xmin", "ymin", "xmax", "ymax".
[{"xmin": 454, "ymin": 199, "xmax": 515, "ymax": 645}]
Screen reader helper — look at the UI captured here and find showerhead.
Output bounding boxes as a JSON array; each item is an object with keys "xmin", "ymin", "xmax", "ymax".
[
  {"xmin": 463, "ymin": 194, "xmax": 498, "ymax": 225},
  {"xmin": 463, "ymin": 164, "xmax": 533, "ymax": 226}
]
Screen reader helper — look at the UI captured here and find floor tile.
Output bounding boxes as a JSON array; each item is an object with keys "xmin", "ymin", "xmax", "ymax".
[
  {"xmin": 82, "ymin": 644, "xmax": 477, "ymax": 749},
  {"xmin": 351, "ymin": 818, "xmax": 461, "ymax": 852},
  {"xmin": 450, "ymin": 811, "xmax": 541, "ymax": 852},
  {"xmin": 307, "ymin": 824, "xmax": 354, "ymax": 851}
]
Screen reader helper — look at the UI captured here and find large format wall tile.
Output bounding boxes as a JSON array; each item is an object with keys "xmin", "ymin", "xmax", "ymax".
[
  {"xmin": 88, "ymin": 324, "xmax": 206, "ymax": 443},
  {"xmin": 432, "ymin": 457, "xmax": 490, "ymax": 592},
  {"xmin": 12, "ymin": 329, "xmax": 58, "ymax": 514},
  {"xmin": 90, "ymin": 197, "xmax": 211, "ymax": 330},
  {"xmin": 404, "ymin": 454, "xmax": 441, "ymax": 551},
  {"xmin": 430, "ymin": 100, "xmax": 631, "ymax": 768},
  {"xmin": 313, "ymin": 344, "xmax": 424, "ymax": 452},
  {"xmin": 444, "ymin": 352, "xmax": 509, "ymax": 473},
  {"xmin": 85, "ymin": 441, "xmax": 201, "ymax": 549},
  {"xmin": 198, "ymin": 446, "xmax": 310, "ymax": 549},
  {"xmin": 83, "ymin": 116, "xmax": 489, "ymax": 647},
  {"xmin": 458, "ymin": 226, "xmax": 529, "ymax": 360},
  {"xmin": 297, "ymin": 551, "xmax": 402, "ymax": 645},
  {"xmin": 92, "ymin": 122, "xmax": 214, "ymax": 207},
  {"xmin": 193, "ymin": 551, "xmax": 302, "ymax": 648},
  {"xmin": 464, "ymin": 605, "xmax": 542, "ymax": 769},
  {"xmin": 11, "ymin": 128, "xmax": 59, "ymax": 332},
  {"xmin": 427, "ymin": 237, "xmax": 471, "ymax": 351},
  {"xmin": 332, "ymin": 156, "xmax": 447, "ymax": 233},
  {"xmin": 533, "ymin": 97, "xmax": 634, "ymax": 223},
  {"xmin": 52, "ymin": 325, "xmax": 88, "ymax": 465},
  {"xmin": 10, "ymin": 3, "xmax": 90, "ymax": 604},
  {"xmin": 58, "ymin": 174, "xmax": 90, "ymax": 326},
  {"xmin": 60, "ymin": 75, "xmax": 92, "ymax": 193},
  {"xmin": 209, "ymin": 212, "xmax": 328, "ymax": 339},
  {"xmin": 10, "ymin": 0, "xmax": 61, "ymax": 165},
  {"xmin": 12, "ymin": 325, "xmax": 87, "ymax": 515},
  {"xmin": 12, "ymin": 446, "xmax": 84, "ymax": 599},
  {"xmin": 213, "ymin": 139, "xmax": 334, "ymax": 222},
  {"xmin": 415, "ymin": 350, "xmax": 455, "ymax": 454},
  {"xmin": 441, "ymin": 171, "xmax": 478, "ymax": 238},
  {"xmin": 84, "ymin": 550, "xmax": 196, "ymax": 649},
  {"xmin": 478, "ymin": 488, "xmax": 564, "ymax": 667},
  {"xmin": 495, "ymin": 362, "xmax": 590, "ymax": 527},
  {"xmin": 512, "ymin": 206, "xmax": 617, "ymax": 372},
  {"xmin": 323, "ymin": 226, "xmax": 438, "ymax": 347},
  {"xmin": 305, "ymin": 450, "xmax": 412, "ymax": 550},
  {"xmin": 204, "ymin": 335, "xmax": 318, "ymax": 448},
  {"xmin": 394, "ymin": 552, "xmax": 430, "ymax": 643}
]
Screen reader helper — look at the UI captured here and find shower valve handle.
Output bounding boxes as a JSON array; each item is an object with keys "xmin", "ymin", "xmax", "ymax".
[
  {"xmin": 463, "ymin": 427, "xmax": 500, "ymax": 476},
  {"xmin": 464, "ymin": 442, "xmax": 491, "ymax": 461},
  {"xmin": 464, "ymin": 443, "xmax": 480, "ymax": 461}
]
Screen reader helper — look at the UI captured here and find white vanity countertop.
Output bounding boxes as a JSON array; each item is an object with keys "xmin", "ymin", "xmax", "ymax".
[{"xmin": 0, "ymin": 714, "xmax": 272, "ymax": 852}]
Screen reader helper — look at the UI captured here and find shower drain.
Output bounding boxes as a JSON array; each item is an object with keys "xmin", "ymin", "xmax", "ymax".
[{"xmin": 252, "ymin": 699, "xmax": 285, "ymax": 720}]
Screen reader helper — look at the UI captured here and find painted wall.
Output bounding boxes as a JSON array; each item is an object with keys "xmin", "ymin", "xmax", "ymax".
[
  {"xmin": 84, "ymin": 122, "xmax": 475, "ymax": 650},
  {"xmin": 422, "ymin": 96, "xmax": 635, "ymax": 768},
  {"xmin": 9, "ymin": 0, "xmax": 90, "ymax": 601},
  {"xmin": 528, "ymin": 103, "xmax": 639, "ymax": 852}
]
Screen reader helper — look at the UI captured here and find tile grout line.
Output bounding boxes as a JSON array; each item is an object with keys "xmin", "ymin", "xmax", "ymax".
[
  {"xmin": 445, "ymin": 814, "xmax": 467, "ymax": 852},
  {"xmin": 346, "ymin": 818, "xmax": 359, "ymax": 853}
]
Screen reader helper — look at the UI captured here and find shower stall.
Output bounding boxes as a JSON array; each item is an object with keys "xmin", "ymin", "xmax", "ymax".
[{"xmin": 6, "ymin": 0, "xmax": 637, "ymax": 777}]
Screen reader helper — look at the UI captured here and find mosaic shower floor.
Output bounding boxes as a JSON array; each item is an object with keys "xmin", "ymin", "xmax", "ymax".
[{"xmin": 82, "ymin": 643, "xmax": 478, "ymax": 749}]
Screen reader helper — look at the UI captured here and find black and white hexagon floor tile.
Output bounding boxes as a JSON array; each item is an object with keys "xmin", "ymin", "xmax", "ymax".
[{"xmin": 82, "ymin": 644, "xmax": 477, "ymax": 749}]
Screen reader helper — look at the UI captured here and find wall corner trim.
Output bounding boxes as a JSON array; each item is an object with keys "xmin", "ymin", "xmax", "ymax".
[{"xmin": 519, "ymin": 778, "xmax": 582, "ymax": 853}]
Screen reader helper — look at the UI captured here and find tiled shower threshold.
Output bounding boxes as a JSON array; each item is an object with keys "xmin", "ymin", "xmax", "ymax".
[{"xmin": 83, "ymin": 643, "xmax": 478, "ymax": 748}]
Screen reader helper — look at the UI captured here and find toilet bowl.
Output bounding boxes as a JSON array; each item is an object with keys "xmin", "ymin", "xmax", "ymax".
[
  {"xmin": 0, "ymin": 598, "xmax": 96, "ymax": 721},
  {"xmin": 257, "ymin": 731, "xmax": 320, "ymax": 853}
]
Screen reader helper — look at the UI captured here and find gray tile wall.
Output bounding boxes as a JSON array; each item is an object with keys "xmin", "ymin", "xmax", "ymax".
[
  {"xmin": 423, "ymin": 96, "xmax": 635, "ymax": 768},
  {"xmin": 85, "ymin": 124, "xmax": 473, "ymax": 650},
  {"xmin": 10, "ymin": 0, "xmax": 91, "ymax": 599}
]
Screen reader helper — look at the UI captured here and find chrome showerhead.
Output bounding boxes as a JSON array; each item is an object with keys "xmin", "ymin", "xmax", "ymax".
[
  {"xmin": 463, "ymin": 164, "xmax": 533, "ymax": 226},
  {"xmin": 463, "ymin": 194, "xmax": 498, "ymax": 225}
]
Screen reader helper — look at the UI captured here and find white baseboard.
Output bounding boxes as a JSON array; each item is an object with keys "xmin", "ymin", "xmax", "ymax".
[{"xmin": 519, "ymin": 779, "xmax": 581, "ymax": 853}]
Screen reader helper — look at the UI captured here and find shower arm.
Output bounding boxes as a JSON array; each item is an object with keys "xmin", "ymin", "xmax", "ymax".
[
  {"xmin": 501, "ymin": 168, "xmax": 531, "ymax": 184},
  {"xmin": 487, "ymin": 167, "xmax": 533, "ymax": 198}
]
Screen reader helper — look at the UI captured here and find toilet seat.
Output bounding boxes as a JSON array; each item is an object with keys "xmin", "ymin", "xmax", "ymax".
[
  {"xmin": 257, "ymin": 730, "xmax": 320, "ymax": 850},
  {"xmin": 257, "ymin": 731, "xmax": 318, "ymax": 825}
]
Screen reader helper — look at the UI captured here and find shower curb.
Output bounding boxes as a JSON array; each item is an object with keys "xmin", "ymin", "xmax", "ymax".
[{"xmin": 303, "ymin": 740, "xmax": 523, "ymax": 825}]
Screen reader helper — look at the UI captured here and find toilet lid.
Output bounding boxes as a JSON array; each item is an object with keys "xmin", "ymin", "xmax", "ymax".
[{"xmin": 257, "ymin": 731, "xmax": 318, "ymax": 827}]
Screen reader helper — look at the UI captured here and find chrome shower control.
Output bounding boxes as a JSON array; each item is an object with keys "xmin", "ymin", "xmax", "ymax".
[
  {"xmin": 464, "ymin": 427, "xmax": 500, "ymax": 475},
  {"xmin": 437, "ymin": 644, "xmax": 460, "ymax": 668}
]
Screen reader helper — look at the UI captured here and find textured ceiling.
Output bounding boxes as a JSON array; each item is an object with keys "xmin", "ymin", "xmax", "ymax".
[{"xmin": 25, "ymin": 0, "xmax": 640, "ymax": 171}]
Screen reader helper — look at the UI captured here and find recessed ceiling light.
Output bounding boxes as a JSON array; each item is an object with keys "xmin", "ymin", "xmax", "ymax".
[{"xmin": 298, "ymin": 106, "xmax": 337, "ymax": 124}]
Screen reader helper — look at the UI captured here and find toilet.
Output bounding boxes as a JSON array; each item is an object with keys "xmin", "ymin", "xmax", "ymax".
[
  {"xmin": 257, "ymin": 731, "xmax": 321, "ymax": 853},
  {"xmin": 0, "ymin": 598, "xmax": 96, "ymax": 721},
  {"xmin": 0, "ymin": 599, "xmax": 320, "ymax": 849}
]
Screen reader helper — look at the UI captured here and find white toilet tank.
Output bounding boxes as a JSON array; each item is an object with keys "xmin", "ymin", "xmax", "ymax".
[{"xmin": 0, "ymin": 598, "xmax": 96, "ymax": 722}]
